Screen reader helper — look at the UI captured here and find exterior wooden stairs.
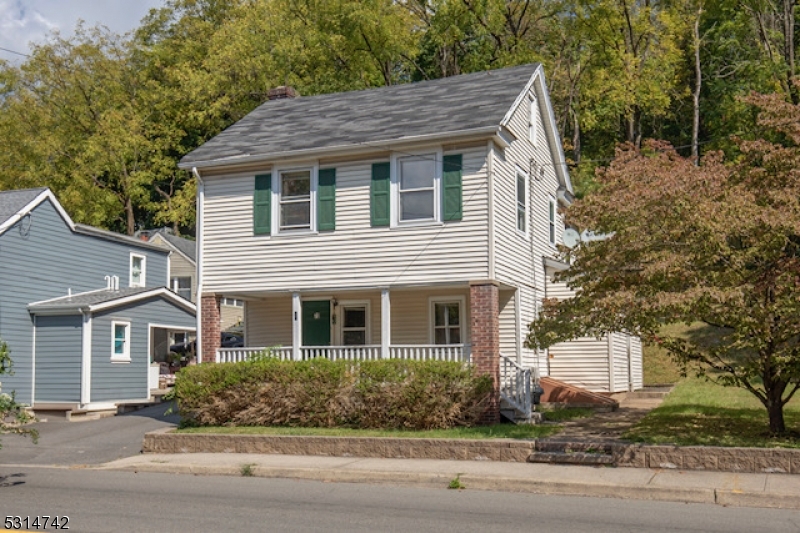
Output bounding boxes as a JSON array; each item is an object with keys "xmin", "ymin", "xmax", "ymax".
[{"xmin": 499, "ymin": 354, "xmax": 544, "ymax": 424}]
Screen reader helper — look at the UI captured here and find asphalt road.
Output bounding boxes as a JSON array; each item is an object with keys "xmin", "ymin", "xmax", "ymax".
[
  {"xmin": 1, "ymin": 468, "xmax": 799, "ymax": 532},
  {"xmin": 0, "ymin": 402, "xmax": 178, "ymax": 466}
]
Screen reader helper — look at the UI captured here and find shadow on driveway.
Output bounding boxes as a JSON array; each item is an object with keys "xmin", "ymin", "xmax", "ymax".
[{"xmin": 0, "ymin": 402, "xmax": 178, "ymax": 467}]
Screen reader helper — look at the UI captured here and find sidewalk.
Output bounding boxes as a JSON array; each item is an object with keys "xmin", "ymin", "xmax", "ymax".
[{"xmin": 100, "ymin": 452, "xmax": 800, "ymax": 510}]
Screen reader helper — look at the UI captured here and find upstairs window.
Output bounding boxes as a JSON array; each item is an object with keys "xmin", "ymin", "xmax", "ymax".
[
  {"xmin": 279, "ymin": 169, "xmax": 312, "ymax": 231},
  {"xmin": 529, "ymin": 92, "xmax": 539, "ymax": 145},
  {"xmin": 516, "ymin": 169, "xmax": 527, "ymax": 234},
  {"xmin": 548, "ymin": 197, "xmax": 556, "ymax": 245},
  {"xmin": 398, "ymin": 155, "xmax": 437, "ymax": 222},
  {"xmin": 171, "ymin": 276, "xmax": 192, "ymax": 300},
  {"xmin": 130, "ymin": 254, "xmax": 146, "ymax": 287}
]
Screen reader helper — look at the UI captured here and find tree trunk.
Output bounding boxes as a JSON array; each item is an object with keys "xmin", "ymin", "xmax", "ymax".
[
  {"xmin": 125, "ymin": 196, "xmax": 135, "ymax": 236},
  {"xmin": 692, "ymin": 9, "xmax": 702, "ymax": 164},
  {"xmin": 783, "ymin": 0, "xmax": 797, "ymax": 103},
  {"xmin": 767, "ymin": 397, "xmax": 786, "ymax": 434}
]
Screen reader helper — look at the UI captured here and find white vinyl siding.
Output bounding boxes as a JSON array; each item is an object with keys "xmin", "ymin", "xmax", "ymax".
[{"xmin": 201, "ymin": 147, "xmax": 489, "ymax": 294}]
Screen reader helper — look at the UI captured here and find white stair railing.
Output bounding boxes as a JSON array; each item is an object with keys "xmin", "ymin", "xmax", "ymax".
[{"xmin": 499, "ymin": 353, "xmax": 532, "ymax": 421}]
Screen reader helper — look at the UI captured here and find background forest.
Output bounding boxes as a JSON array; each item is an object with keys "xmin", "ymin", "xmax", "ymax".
[{"xmin": 0, "ymin": 0, "xmax": 796, "ymax": 236}]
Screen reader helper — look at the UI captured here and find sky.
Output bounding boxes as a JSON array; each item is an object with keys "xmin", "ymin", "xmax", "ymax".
[{"xmin": 0, "ymin": 0, "xmax": 165, "ymax": 62}]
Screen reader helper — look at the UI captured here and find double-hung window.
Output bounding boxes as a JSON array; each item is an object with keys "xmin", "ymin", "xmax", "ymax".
[
  {"xmin": 279, "ymin": 169, "xmax": 312, "ymax": 231},
  {"xmin": 111, "ymin": 321, "xmax": 131, "ymax": 362},
  {"xmin": 130, "ymin": 254, "xmax": 146, "ymax": 287},
  {"xmin": 431, "ymin": 298, "xmax": 464, "ymax": 345},
  {"xmin": 516, "ymin": 168, "xmax": 527, "ymax": 234},
  {"xmin": 341, "ymin": 306, "xmax": 368, "ymax": 345},
  {"xmin": 171, "ymin": 276, "xmax": 192, "ymax": 300},
  {"xmin": 398, "ymin": 155, "xmax": 437, "ymax": 222}
]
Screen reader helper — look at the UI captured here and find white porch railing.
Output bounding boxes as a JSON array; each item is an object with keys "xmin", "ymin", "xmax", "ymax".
[
  {"xmin": 499, "ymin": 353, "xmax": 534, "ymax": 421},
  {"xmin": 216, "ymin": 344, "xmax": 470, "ymax": 364}
]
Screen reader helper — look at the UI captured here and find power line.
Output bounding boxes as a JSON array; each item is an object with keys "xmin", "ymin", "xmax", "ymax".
[{"xmin": 0, "ymin": 46, "xmax": 30, "ymax": 58}]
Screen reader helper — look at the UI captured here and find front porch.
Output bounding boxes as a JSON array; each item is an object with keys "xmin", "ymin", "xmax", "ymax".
[
  {"xmin": 202, "ymin": 282, "xmax": 531, "ymax": 422},
  {"xmin": 217, "ymin": 343, "xmax": 470, "ymax": 363}
]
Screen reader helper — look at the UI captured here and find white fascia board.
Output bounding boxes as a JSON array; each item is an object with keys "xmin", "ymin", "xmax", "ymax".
[
  {"xmin": 88, "ymin": 287, "xmax": 197, "ymax": 314},
  {"xmin": 499, "ymin": 65, "xmax": 574, "ymax": 196},
  {"xmin": 27, "ymin": 287, "xmax": 111, "ymax": 308},
  {"xmin": 0, "ymin": 189, "xmax": 75, "ymax": 237},
  {"xmin": 543, "ymin": 256, "xmax": 570, "ymax": 272},
  {"xmin": 178, "ymin": 126, "xmax": 500, "ymax": 171}
]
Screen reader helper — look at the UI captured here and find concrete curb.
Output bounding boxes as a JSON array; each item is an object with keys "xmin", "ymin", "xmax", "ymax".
[{"xmin": 105, "ymin": 460, "xmax": 718, "ymax": 506}]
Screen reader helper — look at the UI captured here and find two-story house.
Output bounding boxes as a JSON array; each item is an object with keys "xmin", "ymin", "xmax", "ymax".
[
  {"xmin": 0, "ymin": 188, "xmax": 196, "ymax": 414},
  {"xmin": 181, "ymin": 64, "xmax": 642, "ymax": 419}
]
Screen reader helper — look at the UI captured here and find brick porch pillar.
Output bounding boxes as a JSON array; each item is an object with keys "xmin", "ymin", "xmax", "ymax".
[
  {"xmin": 469, "ymin": 281, "xmax": 500, "ymax": 424},
  {"xmin": 201, "ymin": 294, "xmax": 221, "ymax": 363}
]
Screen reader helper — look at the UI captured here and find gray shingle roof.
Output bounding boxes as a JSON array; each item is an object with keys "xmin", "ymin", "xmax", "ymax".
[
  {"xmin": 152, "ymin": 229, "xmax": 196, "ymax": 262},
  {"xmin": 0, "ymin": 187, "xmax": 47, "ymax": 226},
  {"xmin": 28, "ymin": 287, "xmax": 156, "ymax": 312},
  {"xmin": 180, "ymin": 64, "xmax": 537, "ymax": 167}
]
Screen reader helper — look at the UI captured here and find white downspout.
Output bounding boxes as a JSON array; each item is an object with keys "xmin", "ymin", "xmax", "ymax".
[{"xmin": 193, "ymin": 167, "xmax": 205, "ymax": 364}]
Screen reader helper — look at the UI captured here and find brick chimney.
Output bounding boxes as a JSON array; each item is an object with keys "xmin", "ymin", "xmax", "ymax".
[{"xmin": 268, "ymin": 86, "xmax": 298, "ymax": 100}]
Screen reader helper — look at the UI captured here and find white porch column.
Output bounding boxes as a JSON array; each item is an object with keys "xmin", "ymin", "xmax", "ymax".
[
  {"xmin": 292, "ymin": 292, "xmax": 301, "ymax": 361},
  {"xmin": 514, "ymin": 288, "xmax": 522, "ymax": 365},
  {"xmin": 381, "ymin": 288, "xmax": 391, "ymax": 359}
]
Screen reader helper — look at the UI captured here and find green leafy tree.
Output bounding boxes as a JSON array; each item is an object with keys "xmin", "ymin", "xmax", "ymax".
[
  {"xmin": 0, "ymin": 340, "xmax": 37, "ymax": 449},
  {"xmin": 528, "ymin": 92, "xmax": 800, "ymax": 436}
]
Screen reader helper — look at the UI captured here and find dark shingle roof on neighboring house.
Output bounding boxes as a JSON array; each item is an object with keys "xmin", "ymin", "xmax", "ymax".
[
  {"xmin": 28, "ymin": 286, "xmax": 196, "ymax": 314},
  {"xmin": 0, "ymin": 187, "xmax": 47, "ymax": 226},
  {"xmin": 180, "ymin": 64, "xmax": 538, "ymax": 168},
  {"xmin": 151, "ymin": 229, "xmax": 197, "ymax": 262}
]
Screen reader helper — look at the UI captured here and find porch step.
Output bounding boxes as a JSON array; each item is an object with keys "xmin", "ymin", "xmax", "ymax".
[{"xmin": 528, "ymin": 441, "xmax": 616, "ymax": 466}]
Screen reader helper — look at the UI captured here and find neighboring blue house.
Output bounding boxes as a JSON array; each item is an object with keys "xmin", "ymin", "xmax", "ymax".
[{"xmin": 0, "ymin": 188, "xmax": 196, "ymax": 413}]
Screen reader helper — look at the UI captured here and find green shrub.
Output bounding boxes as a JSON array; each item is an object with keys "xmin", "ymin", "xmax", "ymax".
[{"xmin": 175, "ymin": 358, "xmax": 492, "ymax": 430}]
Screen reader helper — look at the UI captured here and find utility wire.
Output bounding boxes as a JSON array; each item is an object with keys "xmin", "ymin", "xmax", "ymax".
[{"xmin": 0, "ymin": 46, "xmax": 30, "ymax": 58}]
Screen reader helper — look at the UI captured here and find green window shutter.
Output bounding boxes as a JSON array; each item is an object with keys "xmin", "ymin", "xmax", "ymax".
[
  {"xmin": 371, "ymin": 162, "xmax": 390, "ymax": 227},
  {"xmin": 442, "ymin": 154, "xmax": 463, "ymax": 221},
  {"xmin": 253, "ymin": 173, "xmax": 272, "ymax": 235},
  {"xmin": 318, "ymin": 168, "xmax": 336, "ymax": 231}
]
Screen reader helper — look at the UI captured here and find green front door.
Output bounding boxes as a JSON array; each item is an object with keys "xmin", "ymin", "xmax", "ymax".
[{"xmin": 302, "ymin": 300, "xmax": 331, "ymax": 346}]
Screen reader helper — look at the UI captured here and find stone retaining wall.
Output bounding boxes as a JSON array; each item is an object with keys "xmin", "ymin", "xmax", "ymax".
[{"xmin": 143, "ymin": 430, "xmax": 800, "ymax": 474}]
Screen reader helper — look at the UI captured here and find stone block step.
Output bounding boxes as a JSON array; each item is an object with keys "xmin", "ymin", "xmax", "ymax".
[
  {"xmin": 626, "ymin": 391, "xmax": 671, "ymax": 399},
  {"xmin": 527, "ymin": 451, "xmax": 616, "ymax": 466},
  {"xmin": 534, "ymin": 441, "xmax": 615, "ymax": 455}
]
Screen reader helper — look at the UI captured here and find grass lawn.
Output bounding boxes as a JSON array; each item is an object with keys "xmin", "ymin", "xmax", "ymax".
[
  {"xmin": 625, "ymin": 378, "xmax": 800, "ymax": 448},
  {"xmin": 177, "ymin": 408, "xmax": 591, "ymax": 440}
]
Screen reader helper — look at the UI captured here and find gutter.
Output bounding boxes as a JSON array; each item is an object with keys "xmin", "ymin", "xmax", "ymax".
[{"xmin": 193, "ymin": 167, "xmax": 205, "ymax": 364}]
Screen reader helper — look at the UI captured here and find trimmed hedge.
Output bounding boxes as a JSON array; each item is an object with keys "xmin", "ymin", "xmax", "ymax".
[{"xmin": 175, "ymin": 358, "xmax": 493, "ymax": 430}]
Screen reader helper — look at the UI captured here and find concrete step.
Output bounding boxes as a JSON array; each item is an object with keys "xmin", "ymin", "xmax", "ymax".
[
  {"xmin": 527, "ymin": 451, "xmax": 616, "ymax": 466},
  {"xmin": 534, "ymin": 441, "xmax": 615, "ymax": 455},
  {"xmin": 500, "ymin": 408, "xmax": 544, "ymax": 425}
]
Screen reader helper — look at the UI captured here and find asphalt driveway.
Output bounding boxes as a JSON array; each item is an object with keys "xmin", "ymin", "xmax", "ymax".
[{"xmin": 0, "ymin": 402, "xmax": 178, "ymax": 466}]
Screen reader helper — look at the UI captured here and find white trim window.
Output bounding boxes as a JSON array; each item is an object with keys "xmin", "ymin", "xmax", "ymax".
[
  {"xmin": 548, "ymin": 197, "xmax": 557, "ymax": 246},
  {"xmin": 171, "ymin": 276, "xmax": 191, "ymax": 300},
  {"xmin": 340, "ymin": 303, "xmax": 369, "ymax": 346},
  {"xmin": 529, "ymin": 91, "xmax": 539, "ymax": 145},
  {"xmin": 111, "ymin": 321, "xmax": 131, "ymax": 362},
  {"xmin": 221, "ymin": 297, "xmax": 244, "ymax": 307},
  {"xmin": 392, "ymin": 151, "xmax": 442, "ymax": 225},
  {"xmin": 276, "ymin": 167, "xmax": 316, "ymax": 233},
  {"xmin": 130, "ymin": 253, "xmax": 146, "ymax": 287},
  {"xmin": 430, "ymin": 297, "xmax": 465, "ymax": 345},
  {"xmin": 516, "ymin": 168, "xmax": 527, "ymax": 234}
]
